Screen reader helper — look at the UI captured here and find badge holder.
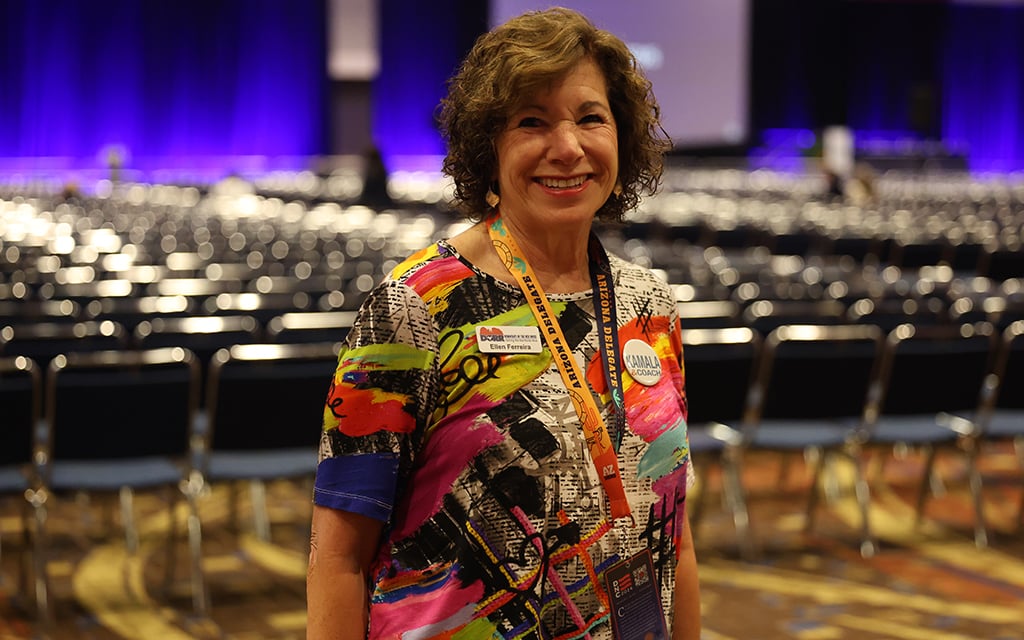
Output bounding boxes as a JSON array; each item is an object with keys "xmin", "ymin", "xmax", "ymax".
[{"xmin": 603, "ymin": 549, "xmax": 669, "ymax": 640}]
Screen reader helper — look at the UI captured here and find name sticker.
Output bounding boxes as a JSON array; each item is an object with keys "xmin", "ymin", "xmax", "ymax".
[
  {"xmin": 622, "ymin": 339, "xmax": 662, "ymax": 386},
  {"xmin": 475, "ymin": 326, "xmax": 543, "ymax": 354}
]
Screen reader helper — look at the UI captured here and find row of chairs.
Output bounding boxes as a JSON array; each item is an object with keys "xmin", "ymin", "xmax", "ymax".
[
  {"xmin": 0, "ymin": 339, "xmax": 343, "ymax": 623},
  {"xmin": 675, "ymin": 291, "xmax": 1024, "ymax": 335},
  {"xmin": 4, "ymin": 274, "xmax": 1023, "ymax": 376},
  {"xmin": 648, "ymin": 168, "xmax": 1024, "ymax": 277},
  {"xmin": 624, "ymin": 214, "xmax": 1024, "ymax": 279},
  {"xmin": 685, "ymin": 319, "xmax": 1024, "ymax": 559},
  {"xmin": 8, "ymin": 264, "xmax": 1022, "ymax": 332},
  {"xmin": 1, "ymin": 276, "xmax": 376, "ymax": 324},
  {"xmin": 0, "ymin": 310, "xmax": 354, "ymax": 376},
  {"xmin": 4, "ymin": 317, "xmax": 1020, "ymax": 620}
]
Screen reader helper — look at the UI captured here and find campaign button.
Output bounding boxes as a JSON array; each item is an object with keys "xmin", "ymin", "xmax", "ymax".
[{"xmin": 622, "ymin": 339, "xmax": 661, "ymax": 385}]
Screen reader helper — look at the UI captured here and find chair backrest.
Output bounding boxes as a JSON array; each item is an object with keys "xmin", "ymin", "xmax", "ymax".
[
  {"xmin": 746, "ymin": 323, "xmax": 884, "ymax": 424},
  {"xmin": 742, "ymin": 299, "xmax": 847, "ymax": 336},
  {"xmin": 265, "ymin": 311, "xmax": 357, "ymax": 345},
  {"xmin": 676, "ymin": 300, "xmax": 742, "ymax": 330},
  {"xmin": 205, "ymin": 292, "xmax": 314, "ymax": 326},
  {"xmin": 681, "ymin": 327, "xmax": 760, "ymax": 426},
  {"xmin": 988, "ymin": 282, "xmax": 1024, "ymax": 332},
  {"xmin": 133, "ymin": 315, "xmax": 262, "ymax": 370},
  {"xmin": 992, "ymin": 320, "xmax": 1024, "ymax": 412},
  {"xmin": 984, "ymin": 248, "xmax": 1024, "ymax": 282},
  {"xmin": 0, "ymin": 356, "xmax": 40, "ymax": 470},
  {"xmin": 887, "ymin": 237, "xmax": 952, "ymax": 270},
  {"xmin": 0, "ymin": 299, "xmax": 81, "ymax": 326},
  {"xmin": 870, "ymin": 322, "xmax": 997, "ymax": 419},
  {"xmin": 204, "ymin": 342, "xmax": 339, "ymax": 453},
  {"xmin": 83, "ymin": 295, "xmax": 198, "ymax": 333},
  {"xmin": 847, "ymin": 296, "xmax": 947, "ymax": 333},
  {"xmin": 0, "ymin": 320, "xmax": 128, "ymax": 369},
  {"xmin": 828, "ymin": 235, "xmax": 882, "ymax": 264},
  {"xmin": 43, "ymin": 347, "xmax": 200, "ymax": 462}
]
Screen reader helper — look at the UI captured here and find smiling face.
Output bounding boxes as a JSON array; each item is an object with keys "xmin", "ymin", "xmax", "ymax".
[{"xmin": 493, "ymin": 58, "xmax": 619, "ymax": 234}]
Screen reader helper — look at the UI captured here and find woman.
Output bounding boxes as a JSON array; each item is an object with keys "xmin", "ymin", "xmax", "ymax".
[{"xmin": 307, "ymin": 7, "xmax": 700, "ymax": 639}]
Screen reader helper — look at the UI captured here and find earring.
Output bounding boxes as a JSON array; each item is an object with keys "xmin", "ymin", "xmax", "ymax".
[
  {"xmin": 613, "ymin": 182, "xmax": 623, "ymax": 197},
  {"xmin": 485, "ymin": 187, "xmax": 500, "ymax": 208}
]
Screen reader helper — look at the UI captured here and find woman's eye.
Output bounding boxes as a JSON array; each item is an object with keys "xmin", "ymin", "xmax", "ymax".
[
  {"xmin": 517, "ymin": 117, "xmax": 542, "ymax": 128},
  {"xmin": 580, "ymin": 114, "xmax": 604, "ymax": 125}
]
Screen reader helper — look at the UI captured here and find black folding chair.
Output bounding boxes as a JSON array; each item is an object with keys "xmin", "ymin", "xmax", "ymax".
[
  {"xmin": 740, "ymin": 323, "xmax": 884, "ymax": 557},
  {"xmin": 860, "ymin": 322, "xmax": 998, "ymax": 548},
  {"xmin": 197, "ymin": 342, "xmax": 338, "ymax": 543},
  {"xmin": 133, "ymin": 315, "xmax": 262, "ymax": 406},
  {"xmin": 681, "ymin": 327, "xmax": 759, "ymax": 558},
  {"xmin": 0, "ymin": 356, "xmax": 48, "ymax": 621},
  {"xmin": 38, "ymin": 347, "xmax": 208, "ymax": 616},
  {"xmin": 951, "ymin": 320, "xmax": 1024, "ymax": 537},
  {"xmin": 265, "ymin": 310, "xmax": 357, "ymax": 345},
  {"xmin": 742, "ymin": 299, "xmax": 847, "ymax": 336},
  {"xmin": 0, "ymin": 320, "xmax": 129, "ymax": 371}
]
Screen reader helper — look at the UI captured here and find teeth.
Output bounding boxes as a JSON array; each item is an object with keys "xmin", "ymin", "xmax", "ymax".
[{"xmin": 540, "ymin": 176, "xmax": 585, "ymax": 189}]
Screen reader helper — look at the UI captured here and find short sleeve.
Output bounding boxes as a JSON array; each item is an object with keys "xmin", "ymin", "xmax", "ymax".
[{"xmin": 312, "ymin": 281, "xmax": 440, "ymax": 522}]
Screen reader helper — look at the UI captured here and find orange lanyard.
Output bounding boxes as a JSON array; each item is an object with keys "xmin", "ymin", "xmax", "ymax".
[{"xmin": 486, "ymin": 212, "xmax": 632, "ymax": 523}]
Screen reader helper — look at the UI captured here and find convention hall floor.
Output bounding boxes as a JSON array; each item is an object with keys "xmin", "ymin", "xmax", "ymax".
[{"xmin": 1, "ymin": 445, "xmax": 1022, "ymax": 640}]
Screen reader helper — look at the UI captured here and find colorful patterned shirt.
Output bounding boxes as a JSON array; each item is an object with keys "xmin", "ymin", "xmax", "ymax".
[{"xmin": 314, "ymin": 239, "xmax": 692, "ymax": 639}]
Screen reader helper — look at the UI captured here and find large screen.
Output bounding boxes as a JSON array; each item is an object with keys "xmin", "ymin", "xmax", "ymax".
[{"xmin": 490, "ymin": 1, "xmax": 749, "ymax": 150}]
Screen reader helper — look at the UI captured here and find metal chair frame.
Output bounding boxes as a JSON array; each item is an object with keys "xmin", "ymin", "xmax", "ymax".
[
  {"xmin": 37, "ymin": 347, "xmax": 208, "ymax": 616},
  {"xmin": 681, "ymin": 326, "xmax": 760, "ymax": 559},
  {"xmin": 740, "ymin": 323, "xmax": 884, "ymax": 557},
  {"xmin": 0, "ymin": 355, "xmax": 48, "ymax": 623},
  {"xmin": 197, "ymin": 342, "xmax": 339, "ymax": 543},
  {"xmin": 860, "ymin": 321, "xmax": 998, "ymax": 548}
]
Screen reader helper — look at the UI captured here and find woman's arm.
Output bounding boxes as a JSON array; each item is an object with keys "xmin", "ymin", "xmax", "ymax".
[
  {"xmin": 307, "ymin": 505, "xmax": 385, "ymax": 640},
  {"xmin": 671, "ymin": 512, "xmax": 702, "ymax": 640}
]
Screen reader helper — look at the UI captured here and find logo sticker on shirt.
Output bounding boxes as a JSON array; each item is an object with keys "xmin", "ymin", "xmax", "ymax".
[
  {"xmin": 622, "ymin": 339, "xmax": 662, "ymax": 386},
  {"xmin": 475, "ymin": 326, "xmax": 543, "ymax": 353}
]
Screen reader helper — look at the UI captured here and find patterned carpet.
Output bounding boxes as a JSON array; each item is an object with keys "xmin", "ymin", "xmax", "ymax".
[{"xmin": 1, "ymin": 445, "xmax": 1022, "ymax": 640}]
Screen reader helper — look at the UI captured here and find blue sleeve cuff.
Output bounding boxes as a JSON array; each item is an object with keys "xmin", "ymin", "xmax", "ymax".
[{"xmin": 313, "ymin": 453, "xmax": 400, "ymax": 522}]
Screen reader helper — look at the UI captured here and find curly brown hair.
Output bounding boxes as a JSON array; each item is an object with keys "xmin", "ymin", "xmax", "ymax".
[{"xmin": 438, "ymin": 6, "xmax": 672, "ymax": 222}]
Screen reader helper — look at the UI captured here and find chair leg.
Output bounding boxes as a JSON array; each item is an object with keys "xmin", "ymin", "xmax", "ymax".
[
  {"xmin": 722, "ymin": 448, "xmax": 755, "ymax": 560},
  {"xmin": 119, "ymin": 486, "xmax": 139, "ymax": 555},
  {"xmin": 250, "ymin": 479, "xmax": 271, "ymax": 542},
  {"xmin": 162, "ymin": 485, "xmax": 180, "ymax": 596},
  {"xmin": 178, "ymin": 470, "xmax": 209, "ymax": 617},
  {"xmin": 822, "ymin": 454, "xmax": 843, "ymax": 504},
  {"xmin": 1017, "ymin": 480, "xmax": 1024, "ymax": 533},
  {"xmin": 804, "ymin": 451, "xmax": 827, "ymax": 534},
  {"xmin": 1014, "ymin": 435, "xmax": 1024, "ymax": 469},
  {"xmin": 1009, "ymin": 435, "xmax": 1024, "ymax": 533},
  {"xmin": 6, "ymin": 512, "xmax": 17, "ymax": 597},
  {"xmin": 300, "ymin": 475, "xmax": 315, "ymax": 559},
  {"xmin": 963, "ymin": 439, "xmax": 988, "ymax": 549},
  {"xmin": 228, "ymin": 482, "xmax": 242, "ymax": 535},
  {"xmin": 0, "ymin": 514, "xmax": 11, "ymax": 604},
  {"xmin": 847, "ymin": 449, "xmax": 876, "ymax": 558},
  {"xmin": 915, "ymin": 445, "xmax": 938, "ymax": 525},
  {"xmin": 687, "ymin": 459, "xmax": 712, "ymax": 532},
  {"xmin": 865, "ymin": 448, "xmax": 886, "ymax": 483},
  {"xmin": 776, "ymin": 452, "xmax": 793, "ymax": 489},
  {"xmin": 25, "ymin": 488, "xmax": 51, "ymax": 626}
]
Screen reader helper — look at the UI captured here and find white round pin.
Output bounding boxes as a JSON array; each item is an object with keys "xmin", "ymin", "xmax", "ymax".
[{"xmin": 622, "ymin": 338, "xmax": 662, "ymax": 386}]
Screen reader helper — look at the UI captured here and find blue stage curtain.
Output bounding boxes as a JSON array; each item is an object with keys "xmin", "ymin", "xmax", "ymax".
[
  {"xmin": 0, "ymin": 0, "xmax": 326, "ymax": 173},
  {"xmin": 942, "ymin": 4, "xmax": 1024, "ymax": 174},
  {"xmin": 844, "ymin": 2, "xmax": 944, "ymax": 137},
  {"xmin": 373, "ymin": 0, "xmax": 487, "ymax": 171}
]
